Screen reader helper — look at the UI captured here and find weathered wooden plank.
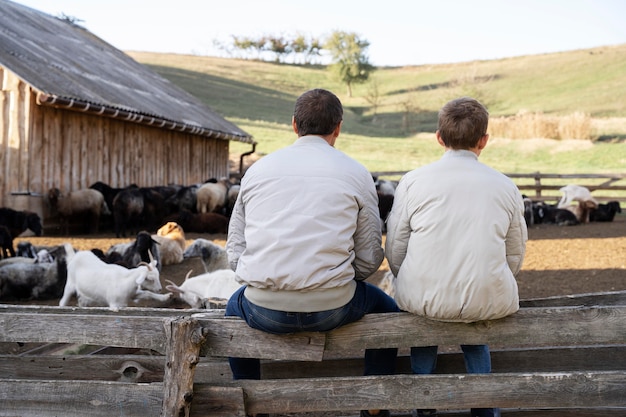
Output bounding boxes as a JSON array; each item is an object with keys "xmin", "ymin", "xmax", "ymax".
[
  {"xmin": 1, "ymin": 345, "xmax": 622, "ymax": 384},
  {"xmin": 520, "ymin": 290, "xmax": 626, "ymax": 307},
  {"xmin": 0, "ymin": 355, "xmax": 165, "ymax": 382},
  {"xmin": 189, "ymin": 385, "xmax": 246, "ymax": 417},
  {"xmin": 0, "ymin": 304, "xmax": 220, "ymax": 317},
  {"xmin": 0, "ymin": 379, "xmax": 162, "ymax": 417},
  {"xmin": 0, "ymin": 312, "xmax": 169, "ymax": 353},
  {"xmin": 194, "ymin": 371, "xmax": 626, "ymax": 415},
  {"xmin": 324, "ymin": 306, "xmax": 626, "ymax": 355},
  {"xmin": 198, "ymin": 306, "xmax": 626, "ymax": 360},
  {"xmin": 198, "ymin": 315, "xmax": 327, "ymax": 361}
]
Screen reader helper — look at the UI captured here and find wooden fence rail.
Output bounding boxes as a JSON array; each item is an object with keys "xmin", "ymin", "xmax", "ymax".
[
  {"xmin": 371, "ymin": 172, "xmax": 626, "ymax": 204},
  {"xmin": 1, "ymin": 291, "xmax": 625, "ymax": 417}
]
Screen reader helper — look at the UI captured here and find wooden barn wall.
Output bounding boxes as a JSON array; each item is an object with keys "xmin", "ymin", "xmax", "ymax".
[{"xmin": 0, "ymin": 70, "xmax": 233, "ymax": 220}]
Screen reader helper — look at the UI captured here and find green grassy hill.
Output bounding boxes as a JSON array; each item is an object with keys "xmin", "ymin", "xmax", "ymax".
[{"xmin": 128, "ymin": 44, "xmax": 626, "ymax": 174}]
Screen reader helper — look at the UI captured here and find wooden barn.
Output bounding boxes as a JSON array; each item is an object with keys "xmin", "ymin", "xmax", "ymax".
[{"xmin": 0, "ymin": 0, "xmax": 254, "ymax": 225}]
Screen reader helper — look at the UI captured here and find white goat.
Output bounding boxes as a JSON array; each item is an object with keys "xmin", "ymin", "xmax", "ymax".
[
  {"xmin": 59, "ymin": 250, "xmax": 169, "ymax": 311},
  {"xmin": 166, "ymin": 269, "xmax": 241, "ymax": 308},
  {"xmin": 557, "ymin": 184, "xmax": 599, "ymax": 223},
  {"xmin": 196, "ymin": 178, "xmax": 229, "ymax": 214},
  {"xmin": 557, "ymin": 184, "xmax": 599, "ymax": 208},
  {"xmin": 151, "ymin": 222, "xmax": 185, "ymax": 266},
  {"xmin": 183, "ymin": 238, "xmax": 229, "ymax": 272}
]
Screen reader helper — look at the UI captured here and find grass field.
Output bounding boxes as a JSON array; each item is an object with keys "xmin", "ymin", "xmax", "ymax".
[{"xmin": 128, "ymin": 44, "xmax": 626, "ymax": 174}]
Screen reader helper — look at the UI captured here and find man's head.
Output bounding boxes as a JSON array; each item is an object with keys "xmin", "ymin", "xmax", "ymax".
[
  {"xmin": 292, "ymin": 89, "xmax": 343, "ymax": 138},
  {"xmin": 437, "ymin": 97, "xmax": 489, "ymax": 150}
]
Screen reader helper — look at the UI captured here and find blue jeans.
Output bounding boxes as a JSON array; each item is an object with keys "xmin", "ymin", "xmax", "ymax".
[
  {"xmin": 225, "ymin": 281, "xmax": 400, "ymax": 380},
  {"xmin": 411, "ymin": 345, "xmax": 500, "ymax": 417}
]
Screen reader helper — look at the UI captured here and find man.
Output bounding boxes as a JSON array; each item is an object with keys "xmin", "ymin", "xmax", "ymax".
[{"xmin": 226, "ymin": 88, "xmax": 397, "ymax": 417}]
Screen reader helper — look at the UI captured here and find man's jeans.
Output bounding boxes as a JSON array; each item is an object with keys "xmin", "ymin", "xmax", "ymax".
[
  {"xmin": 411, "ymin": 345, "xmax": 501, "ymax": 417},
  {"xmin": 225, "ymin": 281, "xmax": 400, "ymax": 380}
]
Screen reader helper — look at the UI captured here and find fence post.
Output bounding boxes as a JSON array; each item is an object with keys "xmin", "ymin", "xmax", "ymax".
[
  {"xmin": 161, "ymin": 316, "xmax": 208, "ymax": 417},
  {"xmin": 533, "ymin": 172, "xmax": 542, "ymax": 200}
]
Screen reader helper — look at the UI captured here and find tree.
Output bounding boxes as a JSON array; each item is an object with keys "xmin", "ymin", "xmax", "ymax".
[{"xmin": 324, "ymin": 31, "xmax": 374, "ymax": 97}]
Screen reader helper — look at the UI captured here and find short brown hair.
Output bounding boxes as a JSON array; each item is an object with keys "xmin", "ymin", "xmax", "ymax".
[
  {"xmin": 437, "ymin": 97, "xmax": 489, "ymax": 149},
  {"xmin": 293, "ymin": 89, "xmax": 343, "ymax": 136}
]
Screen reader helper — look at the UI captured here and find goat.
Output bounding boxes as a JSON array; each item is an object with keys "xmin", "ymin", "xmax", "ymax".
[
  {"xmin": 16, "ymin": 241, "xmax": 38, "ymax": 258},
  {"xmin": 151, "ymin": 222, "xmax": 185, "ymax": 266},
  {"xmin": 59, "ymin": 250, "xmax": 169, "ymax": 311},
  {"xmin": 590, "ymin": 201, "xmax": 622, "ymax": 222},
  {"xmin": 0, "ymin": 243, "xmax": 72, "ymax": 301},
  {"xmin": 47, "ymin": 188, "xmax": 107, "ymax": 235},
  {"xmin": 183, "ymin": 238, "xmax": 229, "ymax": 272},
  {"xmin": 557, "ymin": 184, "xmax": 599, "ymax": 208},
  {"xmin": 107, "ymin": 231, "xmax": 162, "ymax": 271},
  {"xmin": 196, "ymin": 178, "xmax": 230, "ymax": 214},
  {"xmin": 0, "ymin": 225, "xmax": 15, "ymax": 259},
  {"xmin": 164, "ymin": 209, "xmax": 229, "ymax": 234},
  {"xmin": 0, "ymin": 207, "xmax": 42, "ymax": 238},
  {"xmin": 165, "ymin": 269, "xmax": 241, "ymax": 308},
  {"xmin": 531, "ymin": 201, "xmax": 580, "ymax": 226}
]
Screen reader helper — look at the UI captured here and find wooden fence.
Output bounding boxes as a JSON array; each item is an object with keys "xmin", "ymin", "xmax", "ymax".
[
  {"xmin": 1, "ymin": 291, "xmax": 625, "ymax": 417},
  {"xmin": 372, "ymin": 172, "xmax": 626, "ymax": 204}
]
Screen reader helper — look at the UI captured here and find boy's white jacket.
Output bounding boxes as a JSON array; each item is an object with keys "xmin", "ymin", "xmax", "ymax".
[{"xmin": 385, "ymin": 150, "xmax": 528, "ymax": 323}]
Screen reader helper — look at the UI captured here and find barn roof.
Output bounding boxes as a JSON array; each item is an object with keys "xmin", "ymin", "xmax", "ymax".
[{"xmin": 0, "ymin": 0, "xmax": 254, "ymax": 144}]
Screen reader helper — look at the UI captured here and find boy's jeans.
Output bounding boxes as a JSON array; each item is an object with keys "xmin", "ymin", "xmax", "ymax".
[{"xmin": 411, "ymin": 344, "xmax": 501, "ymax": 417}]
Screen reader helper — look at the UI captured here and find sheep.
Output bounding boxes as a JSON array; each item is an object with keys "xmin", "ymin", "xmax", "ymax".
[
  {"xmin": 0, "ymin": 243, "xmax": 73, "ymax": 301},
  {"xmin": 15, "ymin": 241, "xmax": 72, "ymax": 263},
  {"xmin": 112, "ymin": 187, "xmax": 170, "ymax": 237},
  {"xmin": 165, "ymin": 184, "xmax": 199, "ymax": 214},
  {"xmin": 89, "ymin": 181, "xmax": 131, "ymax": 216},
  {"xmin": 0, "ymin": 225, "xmax": 15, "ymax": 259},
  {"xmin": 226, "ymin": 184, "xmax": 240, "ymax": 216},
  {"xmin": 196, "ymin": 178, "xmax": 230, "ymax": 214},
  {"xmin": 590, "ymin": 201, "xmax": 622, "ymax": 222},
  {"xmin": 373, "ymin": 176, "xmax": 397, "ymax": 230},
  {"xmin": 163, "ymin": 209, "xmax": 229, "ymax": 234},
  {"xmin": 47, "ymin": 187, "xmax": 107, "ymax": 235},
  {"xmin": 59, "ymin": 250, "xmax": 169, "ymax": 311},
  {"xmin": 373, "ymin": 176, "xmax": 398, "ymax": 197},
  {"xmin": 112, "ymin": 187, "xmax": 144, "ymax": 238},
  {"xmin": 165, "ymin": 269, "xmax": 241, "ymax": 308},
  {"xmin": 0, "ymin": 207, "xmax": 43, "ymax": 238},
  {"xmin": 183, "ymin": 238, "xmax": 229, "ymax": 272},
  {"xmin": 151, "ymin": 222, "xmax": 185, "ymax": 266},
  {"xmin": 107, "ymin": 231, "xmax": 162, "ymax": 271}
]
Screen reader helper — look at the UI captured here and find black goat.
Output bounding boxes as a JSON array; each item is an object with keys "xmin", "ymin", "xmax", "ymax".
[{"xmin": 590, "ymin": 201, "xmax": 622, "ymax": 222}]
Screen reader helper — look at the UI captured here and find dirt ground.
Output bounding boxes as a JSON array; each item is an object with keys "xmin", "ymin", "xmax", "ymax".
[{"xmin": 7, "ymin": 213, "xmax": 626, "ymax": 306}]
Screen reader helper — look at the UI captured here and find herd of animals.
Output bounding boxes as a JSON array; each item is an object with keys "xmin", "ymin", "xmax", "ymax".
[{"xmin": 0, "ymin": 178, "xmax": 622, "ymax": 309}]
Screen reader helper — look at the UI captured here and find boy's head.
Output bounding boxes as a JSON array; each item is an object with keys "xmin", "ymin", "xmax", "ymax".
[{"xmin": 437, "ymin": 97, "xmax": 489, "ymax": 150}]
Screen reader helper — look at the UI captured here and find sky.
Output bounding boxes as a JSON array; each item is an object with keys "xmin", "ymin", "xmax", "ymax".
[{"xmin": 12, "ymin": 0, "xmax": 626, "ymax": 67}]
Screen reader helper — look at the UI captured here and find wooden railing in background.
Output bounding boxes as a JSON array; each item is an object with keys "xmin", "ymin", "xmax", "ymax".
[{"xmin": 372, "ymin": 172, "xmax": 626, "ymax": 204}]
